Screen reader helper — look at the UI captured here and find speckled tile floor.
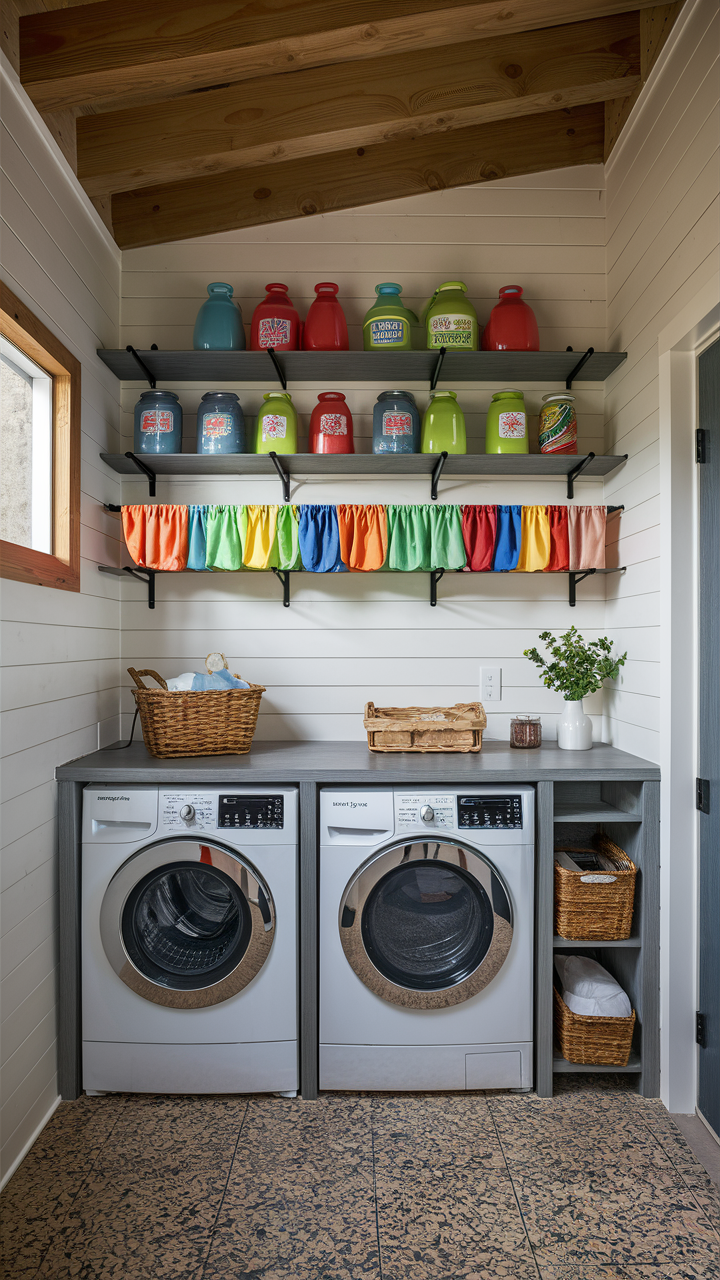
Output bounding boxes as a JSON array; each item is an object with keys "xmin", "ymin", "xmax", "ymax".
[{"xmin": 2, "ymin": 1077, "xmax": 719, "ymax": 1280}]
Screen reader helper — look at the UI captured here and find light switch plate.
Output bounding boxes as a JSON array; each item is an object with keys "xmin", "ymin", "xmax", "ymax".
[{"xmin": 480, "ymin": 666, "xmax": 502, "ymax": 702}]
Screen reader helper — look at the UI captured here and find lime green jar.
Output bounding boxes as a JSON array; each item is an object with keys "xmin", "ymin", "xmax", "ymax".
[
  {"xmin": 421, "ymin": 391, "xmax": 466, "ymax": 454},
  {"xmin": 255, "ymin": 391, "xmax": 298, "ymax": 454},
  {"xmin": 363, "ymin": 283, "xmax": 418, "ymax": 351},
  {"xmin": 425, "ymin": 281, "xmax": 479, "ymax": 350},
  {"xmin": 485, "ymin": 389, "xmax": 528, "ymax": 454}
]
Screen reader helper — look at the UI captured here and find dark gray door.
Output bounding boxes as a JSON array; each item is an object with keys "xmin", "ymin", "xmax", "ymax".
[{"xmin": 698, "ymin": 336, "xmax": 720, "ymax": 1138}]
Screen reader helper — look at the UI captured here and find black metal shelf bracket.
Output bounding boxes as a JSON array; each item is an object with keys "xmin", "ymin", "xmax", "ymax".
[
  {"xmin": 569, "ymin": 568, "xmax": 595, "ymax": 607},
  {"xmin": 430, "ymin": 346, "xmax": 447, "ymax": 391},
  {"xmin": 566, "ymin": 452, "xmax": 595, "ymax": 500},
  {"xmin": 430, "ymin": 568, "xmax": 445, "ymax": 607},
  {"xmin": 266, "ymin": 347, "xmax": 287, "ymax": 390},
  {"xmin": 124, "ymin": 451, "xmax": 157, "ymax": 497},
  {"xmin": 268, "ymin": 451, "xmax": 291, "ymax": 502},
  {"xmin": 272, "ymin": 567, "xmax": 291, "ymax": 607},
  {"xmin": 566, "ymin": 347, "xmax": 594, "ymax": 389},
  {"xmin": 431, "ymin": 451, "xmax": 449, "ymax": 501},
  {"xmin": 103, "ymin": 503, "xmax": 122, "ymax": 513},
  {"xmin": 98, "ymin": 564, "xmax": 156, "ymax": 608},
  {"xmin": 126, "ymin": 344, "xmax": 156, "ymax": 388}
]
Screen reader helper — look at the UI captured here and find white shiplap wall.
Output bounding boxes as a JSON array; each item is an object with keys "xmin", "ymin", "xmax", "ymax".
[
  {"xmin": 603, "ymin": 0, "xmax": 720, "ymax": 762},
  {"xmin": 119, "ymin": 165, "xmax": 610, "ymax": 744},
  {"xmin": 0, "ymin": 57, "xmax": 122, "ymax": 1181}
]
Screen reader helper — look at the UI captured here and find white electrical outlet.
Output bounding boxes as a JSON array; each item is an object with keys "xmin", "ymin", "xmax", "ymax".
[{"xmin": 480, "ymin": 666, "xmax": 502, "ymax": 702}]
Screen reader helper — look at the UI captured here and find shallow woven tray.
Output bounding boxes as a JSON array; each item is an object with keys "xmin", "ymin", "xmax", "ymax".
[
  {"xmin": 554, "ymin": 986, "xmax": 636, "ymax": 1066},
  {"xmin": 364, "ymin": 700, "xmax": 487, "ymax": 753},
  {"xmin": 128, "ymin": 668, "xmax": 265, "ymax": 758},
  {"xmin": 554, "ymin": 835, "xmax": 636, "ymax": 940}
]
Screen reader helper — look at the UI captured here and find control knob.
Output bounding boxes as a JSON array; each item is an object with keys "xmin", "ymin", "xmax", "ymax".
[
  {"xmin": 179, "ymin": 804, "xmax": 195, "ymax": 824},
  {"xmin": 420, "ymin": 805, "xmax": 435, "ymax": 824}
]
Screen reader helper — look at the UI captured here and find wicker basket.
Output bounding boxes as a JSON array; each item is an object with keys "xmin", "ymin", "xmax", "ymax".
[
  {"xmin": 554, "ymin": 986, "xmax": 636, "ymax": 1067},
  {"xmin": 128, "ymin": 668, "xmax": 265, "ymax": 758},
  {"xmin": 364, "ymin": 701, "xmax": 487, "ymax": 753},
  {"xmin": 554, "ymin": 835, "xmax": 636, "ymax": 940}
]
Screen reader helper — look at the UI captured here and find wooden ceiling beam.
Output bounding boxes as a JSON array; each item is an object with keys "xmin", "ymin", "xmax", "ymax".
[
  {"xmin": 76, "ymin": 14, "xmax": 640, "ymax": 196},
  {"xmin": 111, "ymin": 102, "xmax": 605, "ymax": 250},
  {"xmin": 604, "ymin": 2, "xmax": 682, "ymax": 158},
  {"xmin": 20, "ymin": 0, "xmax": 664, "ymax": 114}
]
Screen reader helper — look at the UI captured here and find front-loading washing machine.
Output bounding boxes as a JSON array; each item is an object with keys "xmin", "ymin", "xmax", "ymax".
[
  {"xmin": 320, "ymin": 786, "xmax": 534, "ymax": 1091},
  {"xmin": 82, "ymin": 785, "xmax": 298, "ymax": 1095}
]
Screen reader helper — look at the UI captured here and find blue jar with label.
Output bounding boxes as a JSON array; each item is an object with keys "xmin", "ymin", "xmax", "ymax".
[
  {"xmin": 196, "ymin": 391, "xmax": 245, "ymax": 454},
  {"xmin": 133, "ymin": 389, "xmax": 183, "ymax": 454},
  {"xmin": 372, "ymin": 389, "xmax": 420, "ymax": 454},
  {"xmin": 193, "ymin": 282, "xmax": 246, "ymax": 350}
]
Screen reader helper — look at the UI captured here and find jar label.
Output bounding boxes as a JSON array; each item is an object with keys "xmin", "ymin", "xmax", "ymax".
[
  {"xmin": 428, "ymin": 314, "xmax": 475, "ymax": 348},
  {"xmin": 202, "ymin": 413, "xmax": 232, "ymax": 437},
  {"xmin": 499, "ymin": 410, "xmax": 526, "ymax": 439},
  {"xmin": 369, "ymin": 318, "xmax": 406, "ymax": 345},
  {"xmin": 258, "ymin": 317, "xmax": 291, "ymax": 347},
  {"xmin": 320, "ymin": 413, "xmax": 347, "ymax": 436},
  {"xmin": 383, "ymin": 411, "xmax": 412, "ymax": 436},
  {"xmin": 262, "ymin": 414, "xmax": 287, "ymax": 441},
  {"xmin": 140, "ymin": 409, "xmax": 174, "ymax": 433}
]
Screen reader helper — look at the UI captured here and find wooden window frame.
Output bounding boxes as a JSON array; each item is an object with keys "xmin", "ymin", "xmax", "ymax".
[{"xmin": 0, "ymin": 282, "xmax": 81, "ymax": 592}]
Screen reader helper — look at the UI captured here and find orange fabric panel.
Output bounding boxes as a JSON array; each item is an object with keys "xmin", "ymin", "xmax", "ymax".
[
  {"xmin": 121, "ymin": 505, "xmax": 188, "ymax": 571},
  {"xmin": 337, "ymin": 504, "xmax": 388, "ymax": 571}
]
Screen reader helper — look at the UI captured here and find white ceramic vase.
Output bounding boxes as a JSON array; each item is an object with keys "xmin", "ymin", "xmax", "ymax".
[{"xmin": 557, "ymin": 698, "xmax": 593, "ymax": 750}]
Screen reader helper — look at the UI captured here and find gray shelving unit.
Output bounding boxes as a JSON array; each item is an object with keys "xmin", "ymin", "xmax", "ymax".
[{"xmin": 536, "ymin": 779, "xmax": 660, "ymax": 1098}]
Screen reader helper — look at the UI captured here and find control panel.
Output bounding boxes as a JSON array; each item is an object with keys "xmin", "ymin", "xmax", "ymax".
[
  {"xmin": 395, "ymin": 793, "xmax": 454, "ymax": 831},
  {"xmin": 458, "ymin": 795, "xmax": 523, "ymax": 830},
  {"xmin": 162, "ymin": 792, "xmax": 215, "ymax": 830},
  {"xmin": 218, "ymin": 795, "xmax": 284, "ymax": 830}
]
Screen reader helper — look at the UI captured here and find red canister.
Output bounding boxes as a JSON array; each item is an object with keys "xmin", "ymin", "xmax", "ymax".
[
  {"xmin": 308, "ymin": 392, "xmax": 354, "ymax": 454},
  {"xmin": 250, "ymin": 283, "xmax": 301, "ymax": 351},
  {"xmin": 303, "ymin": 283, "xmax": 349, "ymax": 350},
  {"xmin": 481, "ymin": 285, "xmax": 540, "ymax": 352}
]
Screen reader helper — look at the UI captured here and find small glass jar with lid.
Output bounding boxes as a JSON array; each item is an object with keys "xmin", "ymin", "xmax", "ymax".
[{"xmin": 510, "ymin": 715, "xmax": 542, "ymax": 749}]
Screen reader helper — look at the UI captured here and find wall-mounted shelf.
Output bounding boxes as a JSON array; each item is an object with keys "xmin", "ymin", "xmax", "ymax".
[
  {"xmin": 98, "ymin": 347, "xmax": 627, "ymax": 386},
  {"xmin": 554, "ymin": 801, "xmax": 642, "ymax": 823},
  {"xmin": 553, "ymin": 936, "xmax": 642, "ymax": 949},
  {"xmin": 553, "ymin": 1051, "xmax": 642, "ymax": 1074}
]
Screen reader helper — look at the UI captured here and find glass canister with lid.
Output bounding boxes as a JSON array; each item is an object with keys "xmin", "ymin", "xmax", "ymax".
[
  {"xmin": 255, "ymin": 390, "xmax": 298, "ymax": 454},
  {"xmin": 192, "ymin": 282, "xmax": 245, "ymax": 350},
  {"xmin": 372, "ymin": 390, "xmax": 420, "ymax": 454},
  {"xmin": 196, "ymin": 391, "xmax": 245, "ymax": 454},
  {"xmin": 539, "ymin": 393, "xmax": 577, "ymax": 455},
  {"xmin": 133, "ymin": 389, "xmax": 183, "ymax": 454},
  {"xmin": 484, "ymin": 389, "xmax": 528, "ymax": 455}
]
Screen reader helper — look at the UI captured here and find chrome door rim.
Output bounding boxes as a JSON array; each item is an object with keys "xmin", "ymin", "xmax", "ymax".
[
  {"xmin": 100, "ymin": 838, "xmax": 275, "ymax": 1009},
  {"xmin": 338, "ymin": 839, "xmax": 513, "ymax": 1009}
]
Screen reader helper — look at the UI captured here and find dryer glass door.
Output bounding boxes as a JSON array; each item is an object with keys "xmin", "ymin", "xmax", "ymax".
[
  {"xmin": 100, "ymin": 840, "xmax": 275, "ymax": 1009},
  {"xmin": 339, "ymin": 841, "xmax": 513, "ymax": 1009}
]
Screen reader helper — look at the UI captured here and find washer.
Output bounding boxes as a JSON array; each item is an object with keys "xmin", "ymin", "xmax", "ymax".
[
  {"xmin": 82, "ymin": 785, "xmax": 298, "ymax": 1095},
  {"xmin": 320, "ymin": 786, "xmax": 534, "ymax": 1091}
]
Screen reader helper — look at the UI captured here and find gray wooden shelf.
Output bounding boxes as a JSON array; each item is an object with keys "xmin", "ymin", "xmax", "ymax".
[
  {"xmin": 554, "ymin": 801, "xmax": 642, "ymax": 823},
  {"xmin": 553, "ymin": 1051, "xmax": 642, "ymax": 1073},
  {"xmin": 553, "ymin": 936, "xmax": 641, "ymax": 948},
  {"xmin": 97, "ymin": 348, "xmax": 627, "ymax": 385}
]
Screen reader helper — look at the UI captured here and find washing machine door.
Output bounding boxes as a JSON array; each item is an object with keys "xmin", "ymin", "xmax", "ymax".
[
  {"xmin": 338, "ymin": 840, "xmax": 513, "ymax": 1009},
  {"xmin": 99, "ymin": 839, "xmax": 274, "ymax": 1009}
]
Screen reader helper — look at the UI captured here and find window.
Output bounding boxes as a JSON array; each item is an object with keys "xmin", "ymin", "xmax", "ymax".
[{"xmin": 0, "ymin": 283, "xmax": 80, "ymax": 592}]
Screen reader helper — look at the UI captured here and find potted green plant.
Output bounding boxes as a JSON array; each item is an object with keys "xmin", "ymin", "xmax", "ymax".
[{"xmin": 524, "ymin": 627, "xmax": 627, "ymax": 750}]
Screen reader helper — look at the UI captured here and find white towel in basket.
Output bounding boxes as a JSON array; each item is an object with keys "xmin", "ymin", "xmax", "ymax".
[{"xmin": 555, "ymin": 955, "xmax": 632, "ymax": 1018}]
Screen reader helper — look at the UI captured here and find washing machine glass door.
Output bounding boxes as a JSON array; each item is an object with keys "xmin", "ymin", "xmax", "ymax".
[
  {"xmin": 339, "ymin": 841, "xmax": 513, "ymax": 1009},
  {"xmin": 100, "ymin": 839, "xmax": 274, "ymax": 1009}
]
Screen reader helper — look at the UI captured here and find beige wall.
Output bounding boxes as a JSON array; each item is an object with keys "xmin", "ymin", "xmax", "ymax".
[{"xmin": 0, "ymin": 56, "xmax": 122, "ymax": 1181}]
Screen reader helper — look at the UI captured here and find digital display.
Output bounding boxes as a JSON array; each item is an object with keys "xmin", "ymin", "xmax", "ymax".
[
  {"xmin": 218, "ymin": 795, "xmax": 284, "ymax": 829},
  {"xmin": 458, "ymin": 795, "xmax": 523, "ymax": 830}
]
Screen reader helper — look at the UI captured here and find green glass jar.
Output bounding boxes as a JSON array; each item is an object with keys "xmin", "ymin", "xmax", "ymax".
[
  {"xmin": 421, "ymin": 391, "xmax": 466, "ymax": 454},
  {"xmin": 425, "ymin": 281, "xmax": 479, "ymax": 350},
  {"xmin": 485, "ymin": 389, "xmax": 528, "ymax": 454},
  {"xmin": 363, "ymin": 283, "xmax": 418, "ymax": 351},
  {"xmin": 255, "ymin": 391, "xmax": 298, "ymax": 454}
]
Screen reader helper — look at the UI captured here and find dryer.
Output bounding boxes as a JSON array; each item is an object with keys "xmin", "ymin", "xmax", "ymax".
[
  {"xmin": 82, "ymin": 785, "xmax": 298, "ymax": 1095},
  {"xmin": 320, "ymin": 786, "xmax": 534, "ymax": 1091}
]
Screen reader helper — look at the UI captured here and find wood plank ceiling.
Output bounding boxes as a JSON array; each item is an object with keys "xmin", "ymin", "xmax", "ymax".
[{"xmin": 6, "ymin": 0, "xmax": 683, "ymax": 248}]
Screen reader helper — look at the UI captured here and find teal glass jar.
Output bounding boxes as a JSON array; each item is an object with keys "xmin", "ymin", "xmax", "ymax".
[
  {"xmin": 133, "ymin": 390, "xmax": 183, "ymax": 454},
  {"xmin": 196, "ymin": 392, "xmax": 245, "ymax": 454},
  {"xmin": 193, "ymin": 283, "xmax": 246, "ymax": 350},
  {"xmin": 372, "ymin": 390, "xmax": 420, "ymax": 454}
]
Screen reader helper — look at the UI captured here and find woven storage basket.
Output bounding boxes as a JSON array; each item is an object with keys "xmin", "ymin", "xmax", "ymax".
[
  {"xmin": 128, "ymin": 668, "xmax": 265, "ymax": 758},
  {"xmin": 554, "ymin": 835, "xmax": 636, "ymax": 940},
  {"xmin": 554, "ymin": 986, "xmax": 636, "ymax": 1067},
  {"xmin": 364, "ymin": 701, "xmax": 487, "ymax": 753}
]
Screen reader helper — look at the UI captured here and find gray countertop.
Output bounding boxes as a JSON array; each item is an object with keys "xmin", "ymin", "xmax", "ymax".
[{"xmin": 56, "ymin": 739, "xmax": 660, "ymax": 783}]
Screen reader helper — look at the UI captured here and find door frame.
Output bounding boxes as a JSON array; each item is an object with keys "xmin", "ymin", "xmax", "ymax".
[{"xmin": 658, "ymin": 274, "xmax": 720, "ymax": 1112}]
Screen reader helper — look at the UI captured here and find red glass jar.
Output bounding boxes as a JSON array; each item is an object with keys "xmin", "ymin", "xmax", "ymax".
[
  {"xmin": 303, "ymin": 283, "xmax": 349, "ymax": 350},
  {"xmin": 308, "ymin": 392, "xmax": 354, "ymax": 454},
  {"xmin": 481, "ymin": 285, "xmax": 539, "ymax": 352},
  {"xmin": 250, "ymin": 283, "xmax": 301, "ymax": 351}
]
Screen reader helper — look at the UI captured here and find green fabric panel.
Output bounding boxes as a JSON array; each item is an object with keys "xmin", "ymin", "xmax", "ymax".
[
  {"xmin": 429, "ymin": 504, "xmax": 466, "ymax": 569},
  {"xmin": 275, "ymin": 505, "xmax": 302, "ymax": 570},
  {"xmin": 205, "ymin": 505, "xmax": 243, "ymax": 571},
  {"xmin": 386, "ymin": 505, "xmax": 432, "ymax": 571}
]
